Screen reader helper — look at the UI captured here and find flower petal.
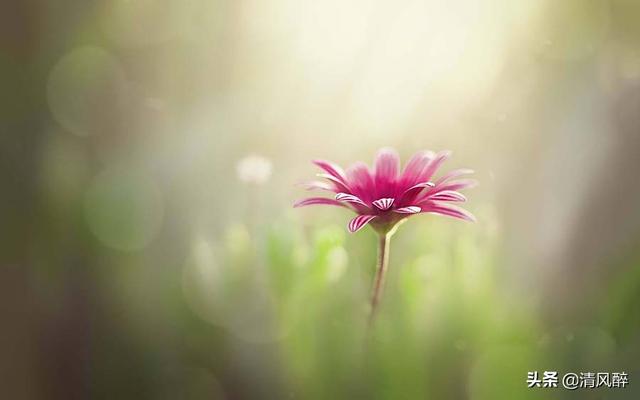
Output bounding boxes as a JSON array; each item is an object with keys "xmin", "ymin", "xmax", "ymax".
[
  {"xmin": 399, "ymin": 150, "xmax": 435, "ymax": 188},
  {"xmin": 316, "ymin": 173, "xmax": 350, "ymax": 192},
  {"xmin": 372, "ymin": 197, "xmax": 394, "ymax": 210},
  {"xmin": 427, "ymin": 190, "xmax": 466, "ymax": 202},
  {"xmin": 348, "ymin": 215, "xmax": 377, "ymax": 233},
  {"xmin": 433, "ymin": 179, "xmax": 478, "ymax": 193},
  {"xmin": 394, "ymin": 206, "xmax": 421, "ymax": 214},
  {"xmin": 418, "ymin": 150, "xmax": 451, "ymax": 183},
  {"xmin": 346, "ymin": 162, "xmax": 375, "ymax": 202},
  {"xmin": 336, "ymin": 192, "xmax": 368, "ymax": 207},
  {"xmin": 435, "ymin": 168, "xmax": 474, "ymax": 185},
  {"xmin": 403, "ymin": 181, "xmax": 435, "ymax": 194},
  {"xmin": 374, "ymin": 148, "xmax": 399, "ymax": 189},
  {"xmin": 296, "ymin": 180, "xmax": 334, "ymax": 191},
  {"xmin": 398, "ymin": 181, "xmax": 435, "ymax": 205},
  {"xmin": 421, "ymin": 202, "xmax": 476, "ymax": 222},
  {"xmin": 312, "ymin": 159, "xmax": 347, "ymax": 183},
  {"xmin": 415, "ymin": 179, "xmax": 477, "ymax": 204},
  {"xmin": 294, "ymin": 197, "xmax": 350, "ymax": 209}
]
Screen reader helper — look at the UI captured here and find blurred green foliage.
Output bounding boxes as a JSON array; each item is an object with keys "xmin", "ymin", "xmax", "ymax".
[{"xmin": 151, "ymin": 211, "xmax": 635, "ymax": 399}]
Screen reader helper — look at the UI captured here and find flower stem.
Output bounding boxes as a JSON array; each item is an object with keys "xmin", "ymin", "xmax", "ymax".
[{"xmin": 369, "ymin": 232, "xmax": 391, "ymax": 326}]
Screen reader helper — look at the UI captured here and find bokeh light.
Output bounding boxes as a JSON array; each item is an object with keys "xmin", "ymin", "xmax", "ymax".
[
  {"xmin": 84, "ymin": 166, "xmax": 164, "ymax": 251},
  {"xmin": 47, "ymin": 46, "xmax": 127, "ymax": 137}
]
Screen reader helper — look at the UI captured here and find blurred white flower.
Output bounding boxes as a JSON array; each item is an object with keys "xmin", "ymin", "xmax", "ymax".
[{"xmin": 236, "ymin": 154, "xmax": 273, "ymax": 184}]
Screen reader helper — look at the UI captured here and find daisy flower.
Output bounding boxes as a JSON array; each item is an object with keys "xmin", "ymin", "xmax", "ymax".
[{"xmin": 294, "ymin": 148, "xmax": 476, "ymax": 323}]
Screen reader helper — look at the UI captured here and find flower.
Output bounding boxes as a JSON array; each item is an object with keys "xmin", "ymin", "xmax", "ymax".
[
  {"xmin": 236, "ymin": 154, "xmax": 272, "ymax": 184},
  {"xmin": 294, "ymin": 148, "xmax": 476, "ymax": 234},
  {"xmin": 295, "ymin": 148, "xmax": 477, "ymax": 324}
]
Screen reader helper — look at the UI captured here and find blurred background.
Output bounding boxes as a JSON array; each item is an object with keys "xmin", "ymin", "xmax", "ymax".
[{"xmin": 2, "ymin": 0, "xmax": 640, "ymax": 398}]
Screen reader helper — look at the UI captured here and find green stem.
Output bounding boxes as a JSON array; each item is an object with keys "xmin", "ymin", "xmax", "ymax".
[{"xmin": 369, "ymin": 232, "xmax": 391, "ymax": 326}]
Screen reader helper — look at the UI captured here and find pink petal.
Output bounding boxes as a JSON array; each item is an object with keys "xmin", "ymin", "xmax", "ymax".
[
  {"xmin": 335, "ymin": 192, "xmax": 368, "ymax": 207},
  {"xmin": 348, "ymin": 215, "xmax": 377, "ymax": 233},
  {"xmin": 316, "ymin": 173, "xmax": 350, "ymax": 192},
  {"xmin": 421, "ymin": 202, "xmax": 476, "ymax": 222},
  {"xmin": 312, "ymin": 159, "xmax": 347, "ymax": 183},
  {"xmin": 435, "ymin": 168, "xmax": 474, "ymax": 185},
  {"xmin": 373, "ymin": 148, "xmax": 399, "ymax": 189},
  {"xmin": 294, "ymin": 197, "xmax": 350, "ymax": 209},
  {"xmin": 418, "ymin": 150, "xmax": 451, "ymax": 183},
  {"xmin": 403, "ymin": 181, "xmax": 435, "ymax": 194},
  {"xmin": 394, "ymin": 206, "xmax": 421, "ymax": 214},
  {"xmin": 433, "ymin": 179, "xmax": 478, "ymax": 193},
  {"xmin": 415, "ymin": 179, "xmax": 477, "ymax": 204},
  {"xmin": 372, "ymin": 197, "xmax": 394, "ymax": 210},
  {"xmin": 399, "ymin": 150, "xmax": 435, "ymax": 187},
  {"xmin": 346, "ymin": 162, "xmax": 375, "ymax": 202},
  {"xmin": 296, "ymin": 180, "xmax": 335, "ymax": 192},
  {"xmin": 427, "ymin": 190, "xmax": 467, "ymax": 202},
  {"xmin": 398, "ymin": 181, "xmax": 435, "ymax": 206}
]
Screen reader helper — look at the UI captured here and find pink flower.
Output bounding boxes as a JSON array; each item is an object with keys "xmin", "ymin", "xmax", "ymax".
[{"xmin": 294, "ymin": 148, "xmax": 476, "ymax": 234}]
